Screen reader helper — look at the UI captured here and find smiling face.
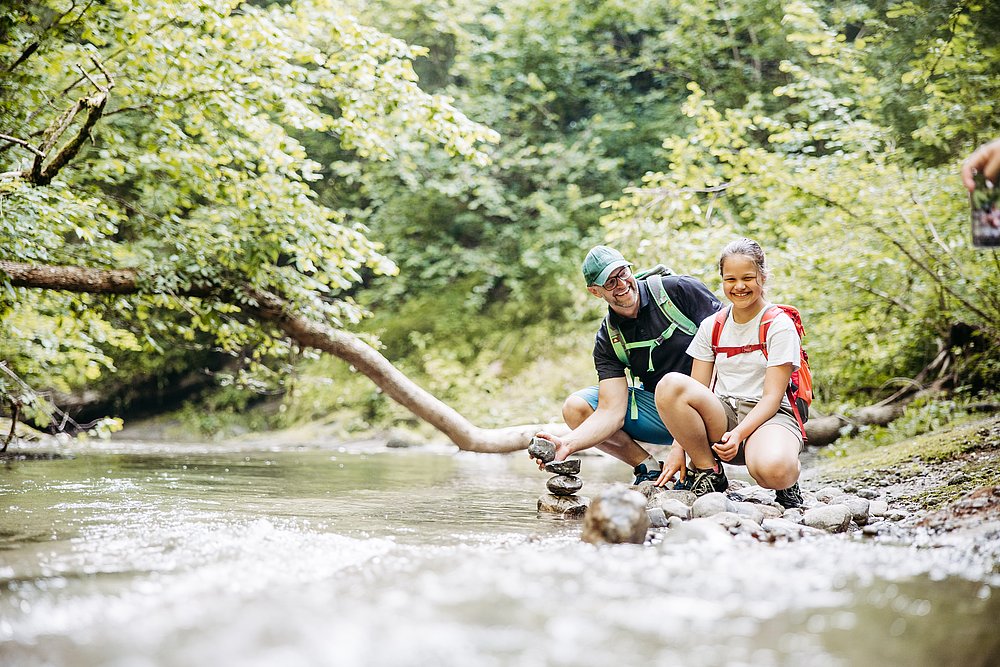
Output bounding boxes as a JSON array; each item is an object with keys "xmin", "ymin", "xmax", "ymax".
[
  {"xmin": 588, "ymin": 265, "xmax": 640, "ymax": 316},
  {"xmin": 721, "ymin": 253, "xmax": 766, "ymax": 313}
]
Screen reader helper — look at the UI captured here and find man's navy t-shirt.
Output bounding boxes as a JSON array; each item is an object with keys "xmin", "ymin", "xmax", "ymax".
[{"xmin": 592, "ymin": 275, "xmax": 722, "ymax": 391}]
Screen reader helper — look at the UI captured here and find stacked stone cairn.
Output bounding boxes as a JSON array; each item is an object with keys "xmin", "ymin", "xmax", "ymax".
[{"xmin": 529, "ymin": 437, "xmax": 589, "ymax": 519}]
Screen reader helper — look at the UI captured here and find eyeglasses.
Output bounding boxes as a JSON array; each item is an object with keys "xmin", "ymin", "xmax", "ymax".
[{"xmin": 602, "ymin": 266, "xmax": 632, "ymax": 290}]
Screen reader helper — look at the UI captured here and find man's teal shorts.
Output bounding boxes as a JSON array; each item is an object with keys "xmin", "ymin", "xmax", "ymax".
[{"xmin": 572, "ymin": 385, "xmax": 674, "ymax": 446}]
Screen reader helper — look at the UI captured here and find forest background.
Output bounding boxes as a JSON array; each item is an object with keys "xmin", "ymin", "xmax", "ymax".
[{"xmin": 1, "ymin": 0, "xmax": 997, "ymax": 447}]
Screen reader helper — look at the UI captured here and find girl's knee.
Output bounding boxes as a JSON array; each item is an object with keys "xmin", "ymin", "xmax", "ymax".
[
  {"xmin": 749, "ymin": 456, "xmax": 800, "ymax": 489},
  {"xmin": 654, "ymin": 372, "xmax": 690, "ymax": 403},
  {"xmin": 745, "ymin": 435, "xmax": 800, "ymax": 488}
]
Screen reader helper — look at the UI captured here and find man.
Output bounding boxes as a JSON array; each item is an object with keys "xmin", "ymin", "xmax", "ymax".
[{"xmin": 534, "ymin": 245, "xmax": 722, "ymax": 484}]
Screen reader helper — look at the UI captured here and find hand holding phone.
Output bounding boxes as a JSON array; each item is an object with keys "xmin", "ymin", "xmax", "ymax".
[{"xmin": 971, "ymin": 171, "xmax": 1000, "ymax": 248}]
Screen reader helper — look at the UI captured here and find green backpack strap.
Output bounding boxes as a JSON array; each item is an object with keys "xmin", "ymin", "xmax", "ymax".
[
  {"xmin": 646, "ymin": 277, "xmax": 697, "ymax": 336},
  {"xmin": 636, "ymin": 264, "xmax": 672, "ymax": 279},
  {"xmin": 603, "ymin": 317, "xmax": 640, "ymax": 421},
  {"xmin": 604, "ymin": 317, "xmax": 629, "ymax": 366}
]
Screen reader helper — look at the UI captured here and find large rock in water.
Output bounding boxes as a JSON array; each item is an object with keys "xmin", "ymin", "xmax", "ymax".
[{"xmin": 581, "ymin": 484, "xmax": 650, "ymax": 545}]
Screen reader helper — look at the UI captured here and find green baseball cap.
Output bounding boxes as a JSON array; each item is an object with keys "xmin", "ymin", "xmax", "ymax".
[{"xmin": 582, "ymin": 245, "xmax": 631, "ymax": 286}]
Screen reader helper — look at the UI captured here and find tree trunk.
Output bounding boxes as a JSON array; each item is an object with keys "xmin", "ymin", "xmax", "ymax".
[
  {"xmin": 0, "ymin": 261, "xmax": 564, "ymax": 453},
  {"xmin": 803, "ymin": 382, "xmax": 953, "ymax": 448},
  {"xmin": 804, "ymin": 404, "xmax": 905, "ymax": 447}
]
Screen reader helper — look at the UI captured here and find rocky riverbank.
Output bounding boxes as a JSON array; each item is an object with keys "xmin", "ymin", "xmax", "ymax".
[{"xmin": 542, "ymin": 414, "xmax": 1000, "ymax": 546}]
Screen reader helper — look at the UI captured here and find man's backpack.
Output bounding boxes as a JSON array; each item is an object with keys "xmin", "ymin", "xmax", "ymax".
[
  {"xmin": 709, "ymin": 304, "xmax": 813, "ymax": 442},
  {"xmin": 604, "ymin": 266, "xmax": 698, "ymax": 419}
]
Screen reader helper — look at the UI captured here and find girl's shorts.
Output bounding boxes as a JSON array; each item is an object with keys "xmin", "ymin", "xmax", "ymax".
[{"xmin": 716, "ymin": 395, "xmax": 803, "ymax": 465}]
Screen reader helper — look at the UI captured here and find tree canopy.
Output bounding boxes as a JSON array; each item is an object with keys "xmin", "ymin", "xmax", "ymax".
[
  {"xmin": 1, "ymin": 0, "xmax": 498, "ymax": 432},
  {"xmin": 2, "ymin": 0, "xmax": 997, "ymax": 445}
]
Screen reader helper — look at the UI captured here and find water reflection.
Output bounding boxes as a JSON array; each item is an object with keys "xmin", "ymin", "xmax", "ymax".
[{"xmin": 0, "ymin": 442, "xmax": 998, "ymax": 666}]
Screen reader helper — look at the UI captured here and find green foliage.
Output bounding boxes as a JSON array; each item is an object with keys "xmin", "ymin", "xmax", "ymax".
[
  {"xmin": 1, "ymin": 0, "xmax": 997, "ymax": 438},
  {"xmin": 0, "ymin": 0, "xmax": 497, "ymax": 422},
  {"xmin": 600, "ymin": 0, "xmax": 1000, "ymax": 400}
]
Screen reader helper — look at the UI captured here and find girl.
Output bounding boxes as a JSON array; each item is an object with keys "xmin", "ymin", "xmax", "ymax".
[{"xmin": 652, "ymin": 238, "xmax": 803, "ymax": 507}]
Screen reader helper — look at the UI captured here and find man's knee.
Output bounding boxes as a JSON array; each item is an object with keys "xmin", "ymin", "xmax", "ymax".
[{"xmin": 562, "ymin": 394, "xmax": 594, "ymax": 427}]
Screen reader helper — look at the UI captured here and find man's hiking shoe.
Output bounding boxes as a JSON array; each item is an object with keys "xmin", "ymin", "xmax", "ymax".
[
  {"xmin": 775, "ymin": 483, "xmax": 803, "ymax": 509},
  {"xmin": 632, "ymin": 462, "xmax": 663, "ymax": 485},
  {"xmin": 688, "ymin": 465, "xmax": 729, "ymax": 496},
  {"xmin": 672, "ymin": 468, "xmax": 695, "ymax": 491}
]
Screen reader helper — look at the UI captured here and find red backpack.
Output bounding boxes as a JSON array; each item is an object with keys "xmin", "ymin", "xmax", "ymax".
[{"xmin": 710, "ymin": 304, "xmax": 813, "ymax": 441}]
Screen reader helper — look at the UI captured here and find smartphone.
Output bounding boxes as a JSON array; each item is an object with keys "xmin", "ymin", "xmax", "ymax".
[{"xmin": 971, "ymin": 171, "xmax": 1000, "ymax": 247}]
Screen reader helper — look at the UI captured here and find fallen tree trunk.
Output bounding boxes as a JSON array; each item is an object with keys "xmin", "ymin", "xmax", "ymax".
[
  {"xmin": 804, "ymin": 376, "xmax": 956, "ymax": 447},
  {"xmin": 1, "ymin": 261, "xmax": 565, "ymax": 453},
  {"xmin": 805, "ymin": 404, "xmax": 906, "ymax": 447}
]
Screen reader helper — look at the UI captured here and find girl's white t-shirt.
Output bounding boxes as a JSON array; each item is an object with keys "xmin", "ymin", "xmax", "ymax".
[{"xmin": 686, "ymin": 304, "xmax": 800, "ymax": 405}]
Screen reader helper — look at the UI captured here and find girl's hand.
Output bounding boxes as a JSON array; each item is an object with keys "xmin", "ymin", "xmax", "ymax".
[
  {"xmin": 711, "ymin": 431, "xmax": 741, "ymax": 462},
  {"xmin": 654, "ymin": 444, "xmax": 687, "ymax": 487}
]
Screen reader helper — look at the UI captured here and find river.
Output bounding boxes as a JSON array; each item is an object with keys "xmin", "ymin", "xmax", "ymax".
[{"xmin": 1, "ymin": 439, "xmax": 998, "ymax": 666}]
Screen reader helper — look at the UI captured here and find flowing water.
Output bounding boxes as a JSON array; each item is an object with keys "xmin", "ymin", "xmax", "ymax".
[{"xmin": 1, "ymin": 439, "xmax": 998, "ymax": 667}]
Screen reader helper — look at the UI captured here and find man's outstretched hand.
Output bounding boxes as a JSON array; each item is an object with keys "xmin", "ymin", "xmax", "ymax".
[{"xmin": 530, "ymin": 432, "xmax": 573, "ymax": 470}]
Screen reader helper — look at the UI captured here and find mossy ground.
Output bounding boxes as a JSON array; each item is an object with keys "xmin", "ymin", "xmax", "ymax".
[{"xmin": 806, "ymin": 414, "xmax": 1000, "ymax": 513}]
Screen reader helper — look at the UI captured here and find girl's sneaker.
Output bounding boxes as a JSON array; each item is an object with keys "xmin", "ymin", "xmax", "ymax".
[
  {"xmin": 688, "ymin": 465, "xmax": 729, "ymax": 496},
  {"xmin": 775, "ymin": 483, "xmax": 803, "ymax": 509}
]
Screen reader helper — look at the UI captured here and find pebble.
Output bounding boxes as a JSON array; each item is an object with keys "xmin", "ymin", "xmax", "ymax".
[
  {"xmin": 781, "ymin": 507, "xmax": 804, "ymax": 523},
  {"xmin": 647, "ymin": 488, "xmax": 698, "ymax": 506},
  {"xmin": 647, "ymin": 508, "xmax": 669, "ymax": 528},
  {"xmin": 657, "ymin": 498, "xmax": 692, "ymax": 521},
  {"xmin": 832, "ymin": 494, "xmax": 871, "ymax": 526},
  {"xmin": 545, "ymin": 459, "xmax": 581, "ymax": 475},
  {"xmin": 658, "ymin": 518, "xmax": 731, "ymax": 547},
  {"xmin": 815, "ymin": 486, "xmax": 844, "ymax": 503},
  {"xmin": 691, "ymin": 492, "xmax": 737, "ymax": 518},
  {"xmin": 733, "ymin": 501, "xmax": 766, "ymax": 525},
  {"xmin": 730, "ymin": 485, "xmax": 775, "ymax": 505},
  {"xmin": 869, "ymin": 500, "xmax": 889, "ymax": 517},
  {"xmin": 803, "ymin": 504, "xmax": 853, "ymax": 533},
  {"xmin": 761, "ymin": 517, "xmax": 826, "ymax": 540}
]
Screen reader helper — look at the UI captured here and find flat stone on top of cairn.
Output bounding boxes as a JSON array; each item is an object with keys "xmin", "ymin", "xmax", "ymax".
[{"xmin": 527, "ymin": 437, "xmax": 556, "ymax": 464}]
